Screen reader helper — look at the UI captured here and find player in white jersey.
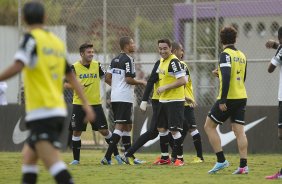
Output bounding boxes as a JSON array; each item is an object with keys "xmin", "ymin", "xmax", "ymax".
[{"xmin": 101, "ymin": 36, "xmax": 146, "ymax": 164}]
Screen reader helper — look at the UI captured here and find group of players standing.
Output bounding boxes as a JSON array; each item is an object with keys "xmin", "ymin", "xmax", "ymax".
[
  {"xmin": 66, "ymin": 37, "xmax": 206, "ymax": 167},
  {"xmin": 67, "ymin": 25, "xmax": 248, "ymax": 175}
]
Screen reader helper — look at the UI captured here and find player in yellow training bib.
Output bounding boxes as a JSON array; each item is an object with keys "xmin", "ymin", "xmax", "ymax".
[{"xmin": 204, "ymin": 26, "xmax": 248, "ymax": 175}]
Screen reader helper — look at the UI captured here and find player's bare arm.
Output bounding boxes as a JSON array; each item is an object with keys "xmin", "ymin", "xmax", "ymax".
[
  {"xmin": 0, "ymin": 60, "xmax": 24, "ymax": 81},
  {"xmin": 105, "ymin": 72, "xmax": 112, "ymax": 86},
  {"xmin": 265, "ymin": 39, "xmax": 279, "ymax": 49},
  {"xmin": 125, "ymin": 76, "xmax": 147, "ymax": 86}
]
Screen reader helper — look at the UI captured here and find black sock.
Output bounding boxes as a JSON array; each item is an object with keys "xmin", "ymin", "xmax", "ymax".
[
  {"xmin": 122, "ymin": 136, "xmax": 131, "ymax": 152},
  {"xmin": 168, "ymin": 132, "xmax": 174, "ymax": 151},
  {"xmin": 173, "ymin": 137, "xmax": 184, "ymax": 160},
  {"xmin": 126, "ymin": 131, "xmax": 158, "ymax": 157},
  {"xmin": 240, "ymin": 158, "xmax": 247, "ymax": 168},
  {"xmin": 216, "ymin": 151, "xmax": 225, "ymax": 163},
  {"xmin": 72, "ymin": 140, "xmax": 81, "ymax": 161},
  {"xmin": 105, "ymin": 138, "xmax": 119, "ymax": 156},
  {"xmin": 105, "ymin": 133, "xmax": 121, "ymax": 160},
  {"xmin": 54, "ymin": 170, "xmax": 74, "ymax": 184},
  {"xmin": 160, "ymin": 134, "xmax": 169, "ymax": 160},
  {"xmin": 280, "ymin": 168, "xmax": 282, "ymax": 174},
  {"xmin": 22, "ymin": 173, "xmax": 37, "ymax": 184},
  {"xmin": 192, "ymin": 133, "xmax": 203, "ymax": 160}
]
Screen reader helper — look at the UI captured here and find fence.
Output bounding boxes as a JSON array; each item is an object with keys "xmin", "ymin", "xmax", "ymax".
[{"xmin": 0, "ymin": 0, "xmax": 281, "ymax": 147}]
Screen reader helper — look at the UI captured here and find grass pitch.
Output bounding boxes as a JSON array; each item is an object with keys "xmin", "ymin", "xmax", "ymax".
[{"xmin": 0, "ymin": 150, "xmax": 280, "ymax": 184}]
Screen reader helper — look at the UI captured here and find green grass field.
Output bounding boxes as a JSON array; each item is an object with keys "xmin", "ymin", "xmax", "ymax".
[{"xmin": 0, "ymin": 150, "xmax": 280, "ymax": 184}]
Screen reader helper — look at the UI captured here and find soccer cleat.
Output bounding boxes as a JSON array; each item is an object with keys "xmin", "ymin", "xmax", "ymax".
[
  {"xmin": 100, "ymin": 158, "xmax": 112, "ymax": 165},
  {"xmin": 265, "ymin": 171, "xmax": 282, "ymax": 179},
  {"xmin": 114, "ymin": 155, "xmax": 123, "ymax": 165},
  {"xmin": 191, "ymin": 157, "xmax": 204, "ymax": 163},
  {"xmin": 121, "ymin": 155, "xmax": 135, "ymax": 165},
  {"xmin": 153, "ymin": 157, "xmax": 171, "ymax": 165},
  {"xmin": 208, "ymin": 160, "xmax": 229, "ymax": 174},
  {"xmin": 232, "ymin": 166, "xmax": 249, "ymax": 174},
  {"xmin": 174, "ymin": 159, "xmax": 184, "ymax": 166},
  {"xmin": 69, "ymin": 160, "xmax": 80, "ymax": 165},
  {"xmin": 134, "ymin": 158, "xmax": 146, "ymax": 164}
]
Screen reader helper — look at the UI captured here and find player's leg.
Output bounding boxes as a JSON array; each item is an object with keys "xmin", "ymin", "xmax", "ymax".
[
  {"xmin": 21, "ymin": 144, "xmax": 39, "ymax": 184},
  {"xmin": 69, "ymin": 105, "xmax": 86, "ymax": 165},
  {"xmin": 266, "ymin": 101, "xmax": 282, "ymax": 179},
  {"xmin": 204, "ymin": 100, "xmax": 229, "ymax": 173},
  {"xmin": 101, "ymin": 102, "xmax": 124, "ymax": 164},
  {"xmin": 30, "ymin": 117, "xmax": 74, "ymax": 183},
  {"xmin": 154, "ymin": 103, "xmax": 170, "ymax": 165},
  {"xmin": 124, "ymin": 101, "xmax": 160, "ymax": 164},
  {"xmin": 186, "ymin": 107, "xmax": 204, "ymax": 162},
  {"xmin": 118, "ymin": 102, "xmax": 133, "ymax": 153},
  {"xmin": 124, "ymin": 100, "xmax": 159, "ymax": 163},
  {"xmin": 231, "ymin": 99, "xmax": 249, "ymax": 174},
  {"xmin": 93, "ymin": 105, "xmax": 121, "ymax": 161},
  {"xmin": 168, "ymin": 102, "xmax": 185, "ymax": 166}
]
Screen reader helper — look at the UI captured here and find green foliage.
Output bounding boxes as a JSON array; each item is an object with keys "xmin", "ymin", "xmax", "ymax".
[
  {"xmin": 0, "ymin": 150, "xmax": 281, "ymax": 184},
  {"xmin": 131, "ymin": 16, "xmax": 173, "ymax": 52},
  {"xmin": 0, "ymin": 0, "xmax": 18, "ymax": 25},
  {"xmin": 0, "ymin": 0, "xmax": 62, "ymax": 25}
]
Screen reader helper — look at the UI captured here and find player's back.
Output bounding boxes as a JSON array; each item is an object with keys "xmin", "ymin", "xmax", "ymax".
[{"xmin": 23, "ymin": 28, "xmax": 67, "ymax": 112}]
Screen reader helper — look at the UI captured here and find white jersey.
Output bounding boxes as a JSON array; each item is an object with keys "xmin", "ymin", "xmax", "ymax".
[
  {"xmin": 107, "ymin": 53, "xmax": 135, "ymax": 103},
  {"xmin": 271, "ymin": 45, "xmax": 282, "ymax": 101}
]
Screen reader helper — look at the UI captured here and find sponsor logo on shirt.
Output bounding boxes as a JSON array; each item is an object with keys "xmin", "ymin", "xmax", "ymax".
[
  {"xmin": 113, "ymin": 69, "xmax": 121, "ymax": 74},
  {"xmin": 79, "ymin": 73, "xmax": 97, "ymax": 79},
  {"xmin": 125, "ymin": 62, "xmax": 130, "ymax": 73}
]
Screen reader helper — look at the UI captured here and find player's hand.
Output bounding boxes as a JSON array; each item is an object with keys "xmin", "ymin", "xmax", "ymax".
[
  {"xmin": 141, "ymin": 80, "xmax": 147, "ymax": 86},
  {"xmin": 219, "ymin": 103, "xmax": 227, "ymax": 112},
  {"xmin": 185, "ymin": 97, "xmax": 197, "ymax": 108},
  {"xmin": 265, "ymin": 40, "xmax": 278, "ymax": 49},
  {"xmin": 212, "ymin": 69, "xmax": 219, "ymax": 77},
  {"xmin": 157, "ymin": 86, "xmax": 166, "ymax": 95},
  {"xmin": 83, "ymin": 105, "xmax": 96, "ymax": 123},
  {"xmin": 140, "ymin": 101, "xmax": 148, "ymax": 112}
]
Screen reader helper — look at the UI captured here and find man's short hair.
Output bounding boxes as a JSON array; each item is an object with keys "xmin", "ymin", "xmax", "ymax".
[
  {"xmin": 171, "ymin": 42, "xmax": 181, "ymax": 51},
  {"xmin": 158, "ymin": 39, "xmax": 172, "ymax": 48},
  {"xmin": 79, "ymin": 43, "xmax": 93, "ymax": 53},
  {"xmin": 278, "ymin": 26, "xmax": 282, "ymax": 40},
  {"xmin": 220, "ymin": 26, "xmax": 237, "ymax": 45},
  {"xmin": 23, "ymin": 1, "xmax": 45, "ymax": 25},
  {"xmin": 119, "ymin": 36, "xmax": 132, "ymax": 50}
]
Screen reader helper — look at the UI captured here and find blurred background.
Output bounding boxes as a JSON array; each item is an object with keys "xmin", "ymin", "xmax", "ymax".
[{"xmin": 0, "ymin": 0, "xmax": 281, "ymax": 147}]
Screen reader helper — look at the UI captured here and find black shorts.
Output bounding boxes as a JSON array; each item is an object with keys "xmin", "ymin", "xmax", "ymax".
[
  {"xmin": 26, "ymin": 117, "xmax": 65, "ymax": 150},
  {"xmin": 183, "ymin": 106, "xmax": 196, "ymax": 132},
  {"xmin": 157, "ymin": 101, "xmax": 184, "ymax": 131},
  {"xmin": 208, "ymin": 99, "xmax": 247, "ymax": 125},
  {"xmin": 111, "ymin": 102, "xmax": 132, "ymax": 124},
  {"xmin": 278, "ymin": 101, "xmax": 282, "ymax": 128},
  {"xmin": 70, "ymin": 104, "xmax": 108, "ymax": 131}
]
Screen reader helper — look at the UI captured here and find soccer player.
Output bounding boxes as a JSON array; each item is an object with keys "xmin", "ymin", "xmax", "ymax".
[
  {"xmin": 122, "ymin": 52, "xmax": 161, "ymax": 165},
  {"xmin": 155, "ymin": 38, "xmax": 186, "ymax": 166},
  {"xmin": 0, "ymin": 2, "xmax": 95, "ymax": 184},
  {"xmin": 124, "ymin": 42, "xmax": 204, "ymax": 165},
  {"xmin": 100, "ymin": 36, "xmax": 146, "ymax": 165},
  {"xmin": 170, "ymin": 42, "xmax": 204, "ymax": 163},
  {"xmin": 264, "ymin": 26, "xmax": 282, "ymax": 180},
  {"xmin": 204, "ymin": 26, "xmax": 248, "ymax": 174},
  {"xmin": 66, "ymin": 43, "xmax": 122, "ymax": 165}
]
